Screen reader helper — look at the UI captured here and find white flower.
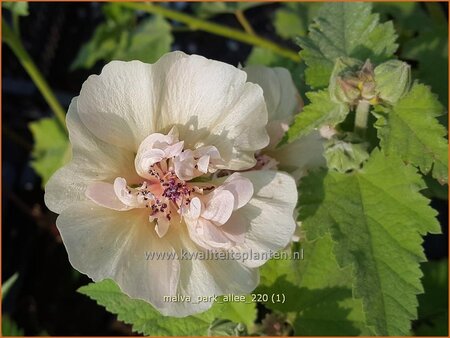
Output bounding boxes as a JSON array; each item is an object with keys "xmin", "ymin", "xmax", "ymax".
[
  {"xmin": 244, "ymin": 65, "xmax": 326, "ymax": 180},
  {"xmin": 45, "ymin": 52, "xmax": 297, "ymax": 317}
]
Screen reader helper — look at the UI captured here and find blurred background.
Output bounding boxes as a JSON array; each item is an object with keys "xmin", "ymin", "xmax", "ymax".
[{"xmin": 2, "ymin": 2, "xmax": 448, "ymax": 336}]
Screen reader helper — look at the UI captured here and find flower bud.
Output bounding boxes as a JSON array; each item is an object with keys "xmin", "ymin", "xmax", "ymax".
[
  {"xmin": 329, "ymin": 57, "xmax": 362, "ymax": 104},
  {"xmin": 374, "ymin": 60, "xmax": 411, "ymax": 104},
  {"xmin": 329, "ymin": 58, "xmax": 377, "ymax": 105}
]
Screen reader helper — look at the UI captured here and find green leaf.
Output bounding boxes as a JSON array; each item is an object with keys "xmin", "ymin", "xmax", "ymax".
[
  {"xmin": 374, "ymin": 83, "xmax": 448, "ymax": 184},
  {"xmin": 324, "ymin": 139, "xmax": 369, "ymax": 173},
  {"xmin": 414, "ymin": 259, "xmax": 448, "ymax": 335},
  {"xmin": 194, "ymin": 2, "xmax": 263, "ymax": 18},
  {"xmin": 71, "ymin": 4, "xmax": 172, "ymax": 70},
  {"xmin": 218, "ymin": 296, "xmax": 256, "ymax": 330},
  {"xmin": 286, "ymin": 90, "xmax": 348, "ymax": 141},
  {"xmin": 114, "ymin": 15, "xmax": 173, "ymax": 64},
  {"xmin": 299, "ymin": 149, "xmax": 441, "ymax": 335},
  {"xmin": 207, "ymin": 319, "xmax": 247, "ymax": 336},
  {"xmin": 78, "ymin": 279, "xmax": 251, "ymax": 336},
  {"xmin": 29, "ymin": 118, "xmax": 71, "ymax": 187},
  {"xmin": 274, "ymin": 3, "xmax": 322, "ymax": 39},
  {"xmin": 257, "ymin": 235, "xmax": 373, "ymax": 335},
  {"xmin": 2, "ymin": 2, "xmax": 29, "ymax": 16},
  {"xmin": 2, "ymin": 316, "xmax": 24, "ymax": 336},
  {"xmin": 297, "ymin": 2, "xmax": 398, "ymax": 88}
]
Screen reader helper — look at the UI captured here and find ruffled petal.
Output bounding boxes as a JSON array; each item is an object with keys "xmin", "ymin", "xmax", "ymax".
[
  {"xmin": 57, "ymin": 201, "xmax": 180, "ymax": 313},
  {"xmin": 44, "ymin": 98, "xmax": 138, "ymax": 214},
  {"xmin": 220, "ymin": 173, "xmax": 254, "ymax": 209},
  {"xmin": 244, "ymin": 65, "xmax": 302, "ymax": 123},
  {"xmin": 201, "ymin": 189, "xmax": 235, "ymax": 225},
  {"xmin": 231, "ymin": 171, "xmax": 297, "ymax": 267},
  {"xmin": 77, "ymin": 52, "xmax": 187, "ymax": 151},
  {"xmin": 161, "ymin": 226, "xmax": 259, "ymax": 316},
  {"xmin": 85, "ymin": 181, "xmax": 131, "ymax": 211},
  {"xmin": 157, "ymin": 54, "xmax": 269, "ymax": 170}
]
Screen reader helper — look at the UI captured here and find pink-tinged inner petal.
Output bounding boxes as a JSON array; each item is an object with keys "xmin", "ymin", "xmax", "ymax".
[
  {"xmin": 136, "ymin": 149, "xmax": 166, "ymax": 177},
  {"xmin": 202, "ymin": 189, "xmax": 234, "ymax": 225},
  {"xmin": 113, "ymin": 177, "xmax": 142, "ymax": 208},
  {"xmin": 196, "ymin": 155, "xmax": 210, "ymax": 173},
  {"xmin": 186, "ymin": 197, "xmax": 202, "ymax": 220},
  {"xmin": 221, "ymin": 173, "xmax": 254, "ymax": 209},
  {"xmin": 85, "ymin": 182, "xmax": 131, "ymax": 211}
]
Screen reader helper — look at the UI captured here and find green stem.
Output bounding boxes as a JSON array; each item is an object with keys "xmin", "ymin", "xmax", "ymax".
[
  {"xmin": 118, "ymin": 2, "xmax": 301, "ymax": 62},
  {"xmin": 12, "ymin": 12, "xmax": 20, "ymax": 36},
  {"xmin": 3, "ymin": 21, "xmax": 67, "ymax": 132},
  {"xmin": 354, "ymin": 100, "xmax": 370, "ymax": 138},
  {"xmin": 235, "ymin": 10, "xmax": 255, "ymax": 36}
]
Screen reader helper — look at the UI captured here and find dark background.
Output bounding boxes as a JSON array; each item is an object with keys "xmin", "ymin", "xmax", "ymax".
[{"xmin": 2, "ymin": 2, "xmax": 448, "ymax": 336}]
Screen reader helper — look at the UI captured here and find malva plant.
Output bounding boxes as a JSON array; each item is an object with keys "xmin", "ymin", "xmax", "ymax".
[{"xmin": 3, "ymin": 2, "xmax": 447, "ymax": 336}]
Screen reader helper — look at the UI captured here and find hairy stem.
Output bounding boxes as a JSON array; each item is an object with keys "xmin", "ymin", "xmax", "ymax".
[
  {"xmin": 118, "ymin": 2, "xmax": 301, "ymax": 62},
  {"xmin": 3, "ymin": 21, "xmax": 67, "ymax": 132}
]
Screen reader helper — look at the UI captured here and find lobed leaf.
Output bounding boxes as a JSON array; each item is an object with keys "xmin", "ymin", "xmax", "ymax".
[
  {"xmin": 374, "ymin": 82, "xmax": 448, "ymax": 184},
  {"xmin": 257, "ymin": 235, "xmax": 373, "ymax": 335},
  {"xmin": 299, "ymin": 149, "xmax": 441, "ymax": 335},
  {"xmin": 78, "ymin": 279, "xmax": 256, "ymax": 336},
  {"xmin": 286, "ymin": 90, "xmax": 348, "ymax": 141},
  {"xmin": 297, "ymin": 2, "xmax": 398, "ymax": 88}
]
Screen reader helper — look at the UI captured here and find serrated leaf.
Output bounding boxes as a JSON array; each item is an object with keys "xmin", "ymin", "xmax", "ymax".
[
  {"xmin": 257, "ymin": 235, "xmax": 372, "ymax": 335},
  {"xmin": 78, "ymin": 279, "xmax": 253, "ymax": 336},
  {"xmin": 208, "ymin": 319, "xmax": 247, "ymax": 336},
  {"xmin": 286, "ymin": 90, "xmax": 348, "ymax": 141},
  {"xmin": 299, "ymin": 149, "xmax": 441, "ymax": 335},
  {"xmin": 298, "ymin": 2, "xmax": 398, "ymax": 88},
  {"xmin": 29, "ymin": 118, "xmax": 71, "ymax": 187},
  {"xmin": 374, "ymin": 83, "xmax": 448, "ymax": 184}
]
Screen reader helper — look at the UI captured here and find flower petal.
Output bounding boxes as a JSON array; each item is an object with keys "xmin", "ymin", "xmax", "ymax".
[
  {"xmin": 232, "ymin": 170, "xmax": 297, "ymax": 267},
  {"xmin": 267, "ymin": 131, "xmax": 326, "ymax": 181},
  {"xmin": 57, "ymin": 201, "xmax": 180, "ymax": 313},
  {"xmin": 85, "ymin": 181, "xmax": 131, "ymax": 211},
  {"xmin": 221, "ymin": 173, "xmax": 254, "ymax": 209},
  {"xmin": 202, "ymin": 189, "xmax": 235, "ymax": 225},
  {"xmin": 244, "ymin": 65, "xmax": 302, "ymax": 123},
  {"xmin": 77, "ymin": 52, "xmax": 188, "ymax": 151},
  {"xmin": 44, "ymin": 98, "xmax": 138, "ymax": 214},
  {"xmin": 162, "ymin": 226, "xmax": 259, "ymax": 316},
  {"xmin": 113, "ymin": 177, "xmax": 143, "ymax": 208},
  {"xmin": 157, "ymin": 54, "xmax": 269, "ymax": 170}
]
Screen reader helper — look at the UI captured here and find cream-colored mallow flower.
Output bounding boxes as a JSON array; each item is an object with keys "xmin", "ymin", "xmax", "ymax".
[
  {"xmin": 44, "ymin": 52, "xmax": 297, "ymax": 317},
  {"xmin": 244, "ymin": 65, "xmax": 326, "ymax": 181}
]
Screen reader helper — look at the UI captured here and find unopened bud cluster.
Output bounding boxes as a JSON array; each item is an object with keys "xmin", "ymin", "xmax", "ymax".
[{"xmin": 329, "ymin": 57, "xmax": 411, "ymax": 106}]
